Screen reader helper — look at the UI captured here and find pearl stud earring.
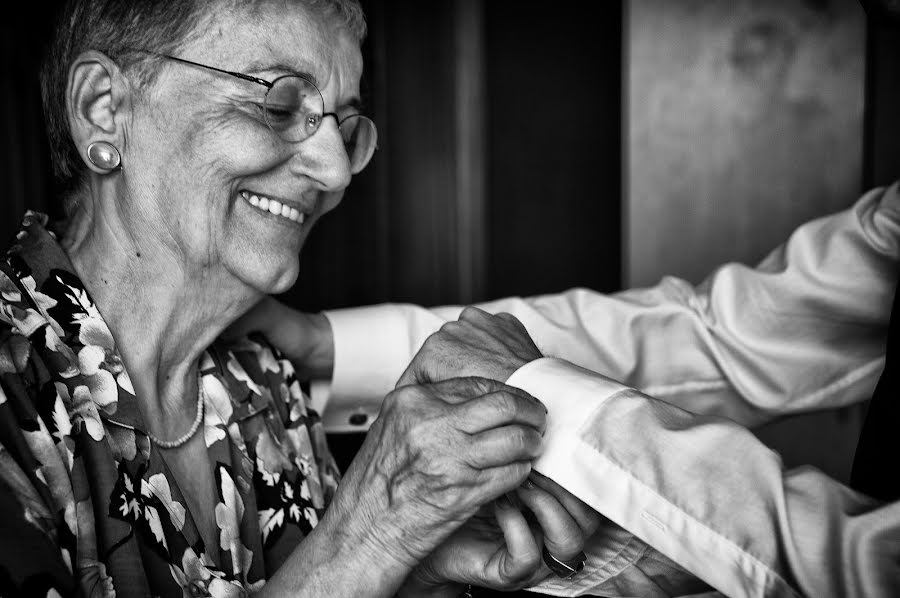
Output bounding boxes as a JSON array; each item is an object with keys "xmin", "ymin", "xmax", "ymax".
[{"xmin": 87, "ymin": 141, "xmax": 122, "ymax": 172}]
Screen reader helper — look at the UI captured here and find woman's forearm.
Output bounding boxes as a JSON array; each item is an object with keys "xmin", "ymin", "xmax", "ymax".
[{"xmin": 257, "ymin": 504, "xmax": 412, "ymax": 597}]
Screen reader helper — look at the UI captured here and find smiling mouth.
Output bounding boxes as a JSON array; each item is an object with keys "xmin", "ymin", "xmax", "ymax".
[{"xmin": 240, "ymin": 190, "xmax": 307, "ymax": 224}]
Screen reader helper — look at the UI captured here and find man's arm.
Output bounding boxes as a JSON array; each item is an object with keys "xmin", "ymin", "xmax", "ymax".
[
  {"xmin": 391, "ymin": 307, "xmax": 899, "ymax": 597},
  {"xmin": 509, "ymin": 357, "xmax": 900, "ymax": 598},
  {"xmin": 319, "ymin": 184, "xmax": 900, "ymax": 432}
]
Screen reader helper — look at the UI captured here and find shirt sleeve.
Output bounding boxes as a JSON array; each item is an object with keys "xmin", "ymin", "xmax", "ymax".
[
  {"xmin": 318, "ymin": 184, "xmax": 900, "ymax": 433},
  {"xmin": 509, "ymin": 357, "xmax": 900, "ymax": 598}
]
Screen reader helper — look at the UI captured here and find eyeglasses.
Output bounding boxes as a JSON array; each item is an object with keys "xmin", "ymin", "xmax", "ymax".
[{"xmin": 151, "ymin": 54, "xmax": 378, "ymax": 174}]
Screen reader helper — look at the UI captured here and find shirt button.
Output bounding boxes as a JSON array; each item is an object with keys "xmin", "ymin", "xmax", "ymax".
[{"xmin": 348, "ymin": 413, "xmax": 368, "ymax": 426}]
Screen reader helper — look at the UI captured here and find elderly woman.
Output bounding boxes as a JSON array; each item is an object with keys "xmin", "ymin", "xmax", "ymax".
[{"xmin": 0, "ymin": 0, "xmax": 599, "ymax": 597}]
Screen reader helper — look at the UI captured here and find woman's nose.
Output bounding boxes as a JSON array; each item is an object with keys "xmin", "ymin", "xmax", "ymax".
[{"xmin": 290, "ymin": 116, "xmax": 352, "ymax": 191}]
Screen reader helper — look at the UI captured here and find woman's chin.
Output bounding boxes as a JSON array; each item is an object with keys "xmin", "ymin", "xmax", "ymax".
[{"xmin": 230, "ymin": 256, "xmax": 300, "ymax": 296}]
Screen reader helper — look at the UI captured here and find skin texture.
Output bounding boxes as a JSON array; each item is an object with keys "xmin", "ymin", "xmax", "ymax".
[
  {"xmin": 58, "ymin": 1, "xmax": 568, "ymax": 594},
  {"xmin": 396, "ymin": 306, "xmax": 545, "ymax": 387},
  {"xmin": 61, "ymin": 1, "xmax": 363, "ymax": 554},
  {"xmin": 231, "ymin": 301, "xmax": 605, "ymax": 592},
  {"xmin": 396, "ymin": 307, "xmax": 603, "ymax": 587}
]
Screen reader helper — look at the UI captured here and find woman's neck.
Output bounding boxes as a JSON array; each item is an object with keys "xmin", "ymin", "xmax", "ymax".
[{"xmin": 60, "ymin": 195, "xmax": 261, "ymax": 426}]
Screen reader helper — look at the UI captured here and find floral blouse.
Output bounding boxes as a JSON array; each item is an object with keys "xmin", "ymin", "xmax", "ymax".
[{"xmin": 0, "ymin": 212, "xmax": 341, "ymax": 597}]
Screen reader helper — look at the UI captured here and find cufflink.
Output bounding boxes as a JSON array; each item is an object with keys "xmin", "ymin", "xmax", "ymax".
[
  {"xmin": 542, "ymin": 545, "xmax": 586, "ymax": 579},
  {"xmin": 348, "ymin": 412, "xmax": 368, "ymax": 426}
]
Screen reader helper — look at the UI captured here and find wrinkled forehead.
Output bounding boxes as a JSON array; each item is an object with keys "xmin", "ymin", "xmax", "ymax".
[{"xmin": 186, "ymin": 0, "xmax": 362, "ymax": 93}]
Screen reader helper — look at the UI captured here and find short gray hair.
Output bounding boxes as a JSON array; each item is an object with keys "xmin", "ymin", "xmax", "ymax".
[{"xmin": 40, "ymin": 0, "xmax": 366, "ymax": 202}]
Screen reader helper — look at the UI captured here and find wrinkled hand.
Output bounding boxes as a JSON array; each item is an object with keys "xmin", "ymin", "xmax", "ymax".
[
  {"xmin": 397, "ymin": 307, "xmax": 543, "ymax": 388},
  {"xmin": 326, "ymin": 376, "xmax": 548, "ymax": 573},
  {"xmin": 397, "ymin": 500, "xmax": 546, "ymax": 597},
  {"xmin": 516, "ymin": 472, "xmax": 601, "ymax": 570},
  {"xmin": 224, "ymin": 296, "xmax": 334, "ymax": 379},
  {"xmin": 399, "ymin": 472, "xmax": 602, "ymax": 596}
]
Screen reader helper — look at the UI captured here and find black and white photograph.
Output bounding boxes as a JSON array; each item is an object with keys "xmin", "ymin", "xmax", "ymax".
[{"xmin": 1, "ymin": 0, "xmax": 898, "ymax": 596}]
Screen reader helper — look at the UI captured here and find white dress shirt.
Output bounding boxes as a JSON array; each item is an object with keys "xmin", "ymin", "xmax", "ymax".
[{"xmin": 314, "ymin": 184, "xmax": 900, "ymax": 596}]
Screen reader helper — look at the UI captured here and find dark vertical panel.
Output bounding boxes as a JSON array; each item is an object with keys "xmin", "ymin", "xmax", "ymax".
[
  {"xmin": 281, "ymin": 0, "xmax": 390, "ymax": 312},
  {"xmin": 455, "ymin": 0, "xmax": 488, "ymax": 304},
  {"xmin": 0, "ymin": 7, "xmax": 61, "ymax": 246},
  {"xmin": 294, "ymin": 0, "xmax": 468, "ymax": 469},
  {"xmin": 485, "ymin": 1, "xmax": 623, "ymax": 298},
  {"xmin": 289, "ymin": 0, "xmax": 466, "ymax": 311},
  {"xmin": 382, "ymin": 0, "xmax": 460, "ymax": 306},
  {"xmin": 862, "ymin": 10, "xmax": 900, "ymax": 188}
]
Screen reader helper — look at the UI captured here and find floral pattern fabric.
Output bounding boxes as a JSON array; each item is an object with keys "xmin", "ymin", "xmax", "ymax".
[{"xmin": 0, "ymin": 212, "xmax": 341, "ymax": 597}]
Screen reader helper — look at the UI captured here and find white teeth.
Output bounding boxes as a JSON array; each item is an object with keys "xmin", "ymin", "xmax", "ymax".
[{"xmin": 242, "ymin": 191, "xmax": 306, "ymax": 225}]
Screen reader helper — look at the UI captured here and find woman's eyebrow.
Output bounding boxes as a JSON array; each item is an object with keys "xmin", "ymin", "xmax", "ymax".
[
  {"xmin": 342, "ymin": 97, "xmax": 364, "ymax": 112},
  {"xmin": 244, "ymin": 59, "xmax": 320, "ymax": 86},
  {"xmin": 243, "ymin": 59, "xmax": 366, "ymax": 112}
]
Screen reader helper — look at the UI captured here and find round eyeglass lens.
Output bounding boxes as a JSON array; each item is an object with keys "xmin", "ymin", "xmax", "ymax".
[
  {"xmin": 264, "ymin": 75, "xmax": 324, "ymax": 141},
  {"xmin": 264, "ymin": 75, "xmax": 378, "ymax": 173},
  {"xmin": 338, "ymin": 114, "xmax": 378, "ymax": 174}
]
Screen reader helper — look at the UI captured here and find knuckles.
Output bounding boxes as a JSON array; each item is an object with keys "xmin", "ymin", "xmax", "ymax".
[
  {"xmin": 497, "ymin": 550, "xmax": 542, "ymax": 587},
  {"xmin": 369, "ymin": 378, "xmax": 544, "ymax": 521},
  {"xmin": 508, "ymin": 426, "xmax": 531, "ymax": 455},
  {"xmin": 382, "ymin": 384, "xmax": 434, "ymax": 415},
  {"xmin": 485, "ymin": 391, "xmax": 517, "ymax": 421},
  {"xmin": 507, "ymin": 426, "xmax": 543, "ymax": 459},
  {"xmin": 437, "ymin": 319, "xmax": 463, "ymax": 336},
  {"xmin": 459, "ymin": 305, "xmax": 486, "ymax": 323}
]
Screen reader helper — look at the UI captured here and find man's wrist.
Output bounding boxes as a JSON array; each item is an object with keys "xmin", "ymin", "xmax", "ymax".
[{"xmin": 307, "ymin": 311, "xmax": 335, "ymax": 378}]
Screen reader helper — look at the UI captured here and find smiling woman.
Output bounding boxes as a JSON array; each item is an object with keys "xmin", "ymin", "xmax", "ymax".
[{"xmin": 0, "ymin": 1, "xmax": 596, "ymax": 596}]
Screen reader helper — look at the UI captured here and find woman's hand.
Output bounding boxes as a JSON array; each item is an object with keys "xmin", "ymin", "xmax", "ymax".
[
  {"xmin": 323, "ymin": 377, "xmax": 548, "ymax": 575},
  {"xmin": 398, "ymin": 497, "xmax": 546, "ymax": 597},
  {"xmin": 224, "ymin": 296, "xmax": 334, "ymax": 378},
  {"xmin": 396, "ymin": 306, "xmax": 543, "ymax": 387},
  {"xmin": 399, "ymin": 472, "xmax": 602, "ymax": 595}
]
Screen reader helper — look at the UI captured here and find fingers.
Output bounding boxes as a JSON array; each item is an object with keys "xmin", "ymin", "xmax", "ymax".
[
  {"xmin": 425, "ymin": 376, "xmax": 506, "ymax": 403},
  {"xmin": 515, "ymin": 479, "xmax": 587, "ymax": 563},
  {"xmin": 464, "ymin": 425, "xmax": 543, "ymax": 469},
  {"xmin": 527, "ymin": 472, "xmax": 601, "ymax": 536},
  {"xmin": 453, "ymin": 388, "xmax": 547, "ymax": 435},
  {"xmin": 457, "ymin": 305, "xmax": 491, "ymax": 323},
  {"xmin": 429, "ymin": 377, "xmax": 545, "ymax": 411},
  {"xmin": 396, "ymin": 307, "xmax": 541, "ymax": 388},
  {"xmin": 472, "ymin": 461, "xmax": 532, "ymax": 503},
  {"xmin": 395, "ymin": 362, "xmax": 418, "ymax": 388},
  {"xmin": 489, "ymin": 497, "xmax": 542, "ymax": 584},
  {"xmin": 494, "ymin": 311, "xmax": 530, "ymax": 334},
  {"xmin": 459, "ymin": 306, "xmax": 529, "ymax": 337}
]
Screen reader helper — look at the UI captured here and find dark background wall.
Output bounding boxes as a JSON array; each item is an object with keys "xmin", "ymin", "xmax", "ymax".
[
  {"xmin": 1, "ymin": 1, "xmax": 624, "ymax": 309},
  {"xmin": 283, "ymin": 0, "xmax": 623, "ymax": 314}
]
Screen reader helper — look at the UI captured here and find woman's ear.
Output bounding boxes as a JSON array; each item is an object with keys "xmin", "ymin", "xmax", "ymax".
[{"xmin": 67, "ymin": 50, "xmax": 131, "ymax": 174}]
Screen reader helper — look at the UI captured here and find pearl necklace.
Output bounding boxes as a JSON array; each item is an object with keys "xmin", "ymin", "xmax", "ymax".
[{"xmin": 148, "ymin": 375, "xmax": 206, "ymax": 449}]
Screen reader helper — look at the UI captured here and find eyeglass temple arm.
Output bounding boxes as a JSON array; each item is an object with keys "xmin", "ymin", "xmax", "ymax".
[{"xmin": 155, "ymin": 53, "xmax": 273, "ymax": 88}]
